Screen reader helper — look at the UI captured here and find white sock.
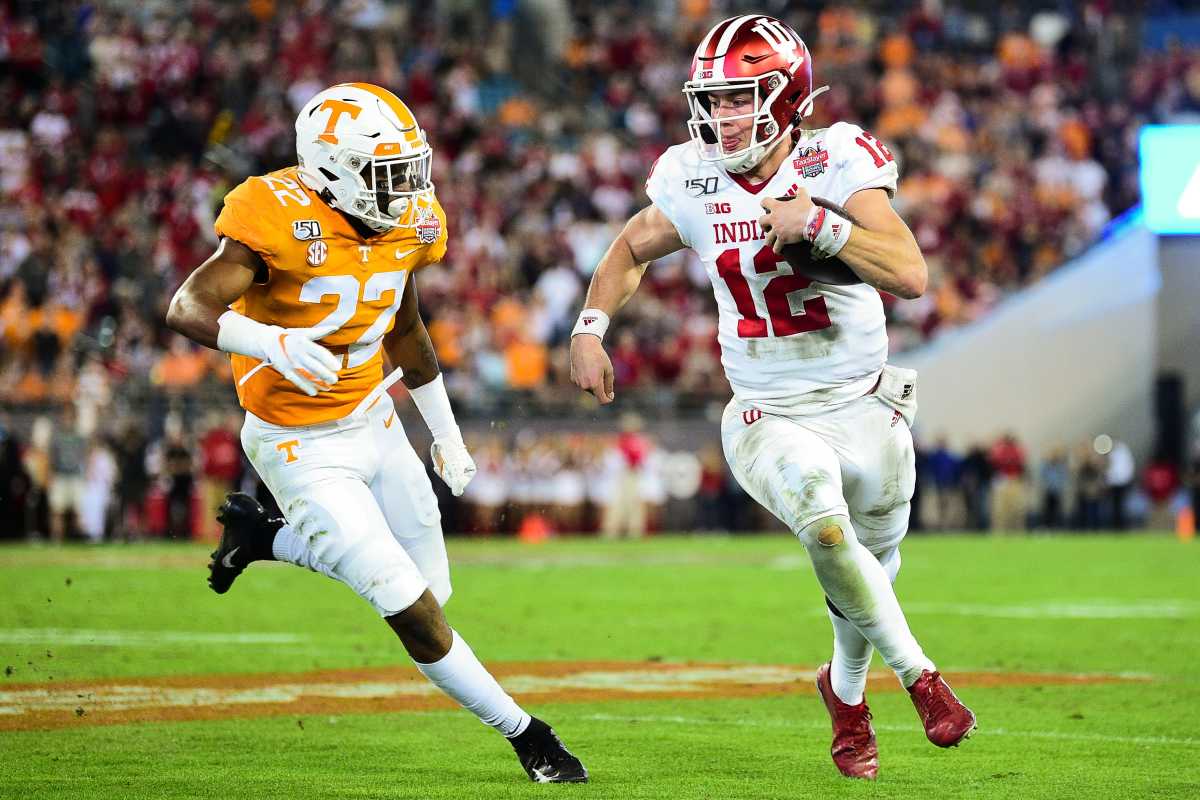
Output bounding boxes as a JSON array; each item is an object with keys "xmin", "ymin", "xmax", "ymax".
[
  {"xmin": 802, "ymin": 516, "xmax": 934, "ymax": 688},
  {"xmin": 416, "ymin": 630, "xmax": 532, "ymax": 737},
  {"xmin": 826, "ymin": 543, "xmax": 905, "ymax": 703},
  {"xmin": 271, "ymin": 524, "xmax": 338, "ymax": 580},
  {"xmin": 828, "ymin": 609, "xmax": 872, "ymax": 705}
]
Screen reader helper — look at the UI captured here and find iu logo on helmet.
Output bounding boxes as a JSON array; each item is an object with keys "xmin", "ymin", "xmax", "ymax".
[
  {"xmin": 742, "ymin": 409, "xmax": 763, "ymax": 425},
  {"xmin": 752, "ymin": 17, "xmax": 804, "ymax": 71}
]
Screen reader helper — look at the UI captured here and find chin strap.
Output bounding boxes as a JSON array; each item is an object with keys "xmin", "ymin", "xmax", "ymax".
[
  {"xmin": 796, "ymin": 84, "xmax": 831, "ymax": 120},
  {"xmin": 723, "ymin": 125, "xmax": 796, "ymax": 174}
]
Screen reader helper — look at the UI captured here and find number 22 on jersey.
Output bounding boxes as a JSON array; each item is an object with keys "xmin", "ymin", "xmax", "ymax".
[
  {"xmin": 299, "ymin": 271, "xmax": 407, "ymax": 368},
  {"xmin": 716, "ymin": 244, "xmax": 831, "ymax": 338}
]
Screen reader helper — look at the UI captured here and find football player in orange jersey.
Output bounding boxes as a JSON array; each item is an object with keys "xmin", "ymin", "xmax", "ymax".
[{"xmin": 166, "ymin": 83, "xmax": 586, "ymax": 784}]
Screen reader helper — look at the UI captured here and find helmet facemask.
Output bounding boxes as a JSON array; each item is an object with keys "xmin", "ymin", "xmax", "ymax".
[
  {"xmin": 685, "ymin": 74, "xmax": 792, "ymax": 174},
  {"xmin": 327, "ymin": 147, "xmax": 433, "ymax": 232},
  {"xmin": 684, "ymin": 70, "xmax": 829, "ymax": 174}
]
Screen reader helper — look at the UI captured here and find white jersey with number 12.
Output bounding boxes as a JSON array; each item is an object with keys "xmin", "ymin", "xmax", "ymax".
[{"xmin": 645, "ymin": 121, "xmax": 899, "ymax": 414}]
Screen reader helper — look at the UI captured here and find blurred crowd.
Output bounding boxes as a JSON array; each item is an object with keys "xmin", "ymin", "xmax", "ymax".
[
  {"xmin": 4, "ymin": 403, "xmax": 1199, "ymax": 542},
  {"xmin": 0, "ymin": 407, "xmax": 749, "ymax": 542},
  {"xmin": 2, "ymin": 0, "xmax": 1197, "ymax": 412},
  {"xmin": 912, "ymin": 432, "xmax": 1198, "ymax": 534},
  {"xmin": 1, "ymin": 1, "xmax": 1199, "ymax": 541}
]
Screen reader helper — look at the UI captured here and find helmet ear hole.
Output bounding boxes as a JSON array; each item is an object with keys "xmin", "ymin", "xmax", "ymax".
[{"xmin": 318, "ymin": 167, "xmax": 339, "ymax": 182}]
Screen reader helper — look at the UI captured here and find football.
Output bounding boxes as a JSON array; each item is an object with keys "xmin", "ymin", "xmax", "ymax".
[{"xmin": 776, "ymin": 196, "xmax": 863, "ymax": 286}]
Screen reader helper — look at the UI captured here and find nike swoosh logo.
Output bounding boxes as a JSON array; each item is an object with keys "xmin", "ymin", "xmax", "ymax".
[
  {"xmin": 394, "ymin": 247, "xmax": 418, "ymax": 261},
  {"xmin": 221, "ymin": 547, "xmax": 240, "ymax": 569},
  {"xmin": 383, "ymin": 412, "xmax": 396, "ymax": 429}
]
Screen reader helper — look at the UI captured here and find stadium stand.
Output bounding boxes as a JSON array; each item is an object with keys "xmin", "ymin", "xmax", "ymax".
[{"xmin": 0, "ymin": 1, "xmax": 1196, "ymax": 539}]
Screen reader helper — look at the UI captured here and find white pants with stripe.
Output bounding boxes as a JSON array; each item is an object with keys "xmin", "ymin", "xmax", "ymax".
[
  {"xmin": 241, "ymin": 395, "xmax": 449, "ymax": 616},
  {"xmin": 720, "ymin": 392, "xmax": 916, "ymax": 556}
]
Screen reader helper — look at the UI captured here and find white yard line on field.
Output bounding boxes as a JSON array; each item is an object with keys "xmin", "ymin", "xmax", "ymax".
[
  {"xmin": 579, "ymin": 712, "xmax": 1200, "ymax": 748},
  {"xmin": 900, "ymin": 601, "xmax": 1199, "ymax": 619},
  {"xmin": 0, "ymin": 628, "xmax": 310, "ymax": 646}
]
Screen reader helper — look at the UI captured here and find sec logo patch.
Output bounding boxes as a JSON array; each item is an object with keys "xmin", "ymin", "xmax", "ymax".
[{"xmin": 306, "ymin": 240, "xmax": 328, "ymax": 266}]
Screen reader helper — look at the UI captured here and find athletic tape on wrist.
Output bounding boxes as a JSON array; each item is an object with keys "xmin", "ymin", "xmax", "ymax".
[
  {"xmin": 804, "ymin": 206, "xmax": 853, "ymax": 259},
  {"xmin": 409, "ymin": 373, "xmax": 463, "ymax": 444},
  {"xmin": 571, "ymin": 308, "xmax": 610, "ymax": 340},
  {"xmin": 216, "ymin": 309, "xmax": 276, "ymax": 361}
]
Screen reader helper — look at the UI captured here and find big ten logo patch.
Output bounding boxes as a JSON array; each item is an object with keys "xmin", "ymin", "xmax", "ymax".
[
  {"xmin": 705, "ymin": 202, "xmax": 732, "ymax": 214},
  {"xmin": 276, "ymin": 440, "xmax": 301, "ymax": 464}
]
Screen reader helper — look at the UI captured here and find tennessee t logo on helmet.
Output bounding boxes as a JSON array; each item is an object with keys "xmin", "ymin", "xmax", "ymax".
[
  {"xmin": 315, "ymin": 99, "xmax": 362, "ymax": 145},
  {"xmin": 295, "ymin": 83, "xmax": 435, "ymax": 233}
]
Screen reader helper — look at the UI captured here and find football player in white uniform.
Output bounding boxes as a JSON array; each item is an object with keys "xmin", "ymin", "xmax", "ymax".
[{"xmin": 569, "ymin": 15, "xmax": 976, "ymax": 780}]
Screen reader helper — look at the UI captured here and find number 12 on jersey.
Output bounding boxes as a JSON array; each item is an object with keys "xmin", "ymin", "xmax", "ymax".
[{"xmin": 715, "ymin": 244, "xmax": 831, "ymax": 338}]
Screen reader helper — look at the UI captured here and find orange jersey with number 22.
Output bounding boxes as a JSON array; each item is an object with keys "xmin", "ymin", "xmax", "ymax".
[{"xmin": 213, "ymin": 166, "xmax": 447, "ymax": 426}]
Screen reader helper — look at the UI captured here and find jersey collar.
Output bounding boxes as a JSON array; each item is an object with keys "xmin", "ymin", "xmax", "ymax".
[{"xmin": 722, "ymin": 138, "xmax": 799, "ymax": 195}]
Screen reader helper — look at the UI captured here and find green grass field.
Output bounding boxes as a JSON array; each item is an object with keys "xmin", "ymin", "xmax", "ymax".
[{"xmin": 1, "ymin": 534, "xmax": 1198, "ymax": 799}]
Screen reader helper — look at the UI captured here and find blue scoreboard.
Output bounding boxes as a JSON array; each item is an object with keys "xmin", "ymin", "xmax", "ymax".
[{"xmin": 1140, "ymin": 125, "xmax": 1200, "ymax": 235}]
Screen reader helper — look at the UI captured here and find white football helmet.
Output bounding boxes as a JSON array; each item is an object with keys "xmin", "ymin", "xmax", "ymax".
[{"xmin": 295, "ymin": 82, "xmax": 434, "ymax": 232}]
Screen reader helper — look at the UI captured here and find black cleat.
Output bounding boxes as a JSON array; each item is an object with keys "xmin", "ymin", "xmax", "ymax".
[
  {"xmin": 509, "ymin": 717, "xmax": 588, "ymax": 783},
  {"xmin": 208, "ymin": 493, "xmax": 283, "ymax": 595}
]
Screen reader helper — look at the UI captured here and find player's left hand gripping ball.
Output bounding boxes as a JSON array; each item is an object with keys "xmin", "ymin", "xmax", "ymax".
[
  {"xmin": 759, "ymin": 190, "xmax": 816, "ymax": 253},
  {"xmin": 432, "ymin": 440, "xmax": 477, "ymax": 496}
]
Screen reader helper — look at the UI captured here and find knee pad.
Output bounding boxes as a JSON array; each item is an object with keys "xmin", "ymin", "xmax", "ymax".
[
  {"xmin": 797, "ymin": 514, "xmax": 859, "ymax": 551},
  {"xmin": 336, "ymin": 537, "xmax": 429, "ymax": 617}
]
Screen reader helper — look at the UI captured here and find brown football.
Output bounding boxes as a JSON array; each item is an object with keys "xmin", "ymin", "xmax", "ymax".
[{"xmin": 776, "ymin": 196, "xmax": 862, "ymax": 286}]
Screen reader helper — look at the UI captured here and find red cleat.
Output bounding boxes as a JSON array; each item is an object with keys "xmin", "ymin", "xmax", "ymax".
[
  {"xmin": 907, "ymin": 670, "xmax": 977, "ymax": 747},
  {"xmin": 815, "ymin": 663, "xmax": 879, "ymax": 780}
]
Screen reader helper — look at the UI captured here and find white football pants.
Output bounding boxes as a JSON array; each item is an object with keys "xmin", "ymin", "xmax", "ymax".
[{"xmin": 241, "ymin": 395, "xmax": 449, "ymax": 616}]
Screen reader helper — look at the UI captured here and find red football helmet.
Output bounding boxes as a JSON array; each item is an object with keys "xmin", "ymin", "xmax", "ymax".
[{"xmin": 684, "ymin": 15, "xmax": 827, "ymax": 173}]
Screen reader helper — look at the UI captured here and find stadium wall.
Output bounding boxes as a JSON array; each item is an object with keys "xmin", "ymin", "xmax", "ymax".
[
  {"xmin": 1156, "ymin": 236, "xmax": 1200, "ymax": 420},
  {"xmin": 894, "ymin": 219, "xmax": 1162, "ymax": 458}
]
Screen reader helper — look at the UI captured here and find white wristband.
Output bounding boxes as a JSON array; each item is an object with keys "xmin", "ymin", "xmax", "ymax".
[
  {"xmin": 571, "ymin": 308, "xmax": 610, "ymax": 340},
  {"xmin": 216, "ymin": 309, "xmax": 278, "ymax": 360},
  {"xmin": 804, "ymin": 206, "xmax": 854, "ymax": 259},
  {"xmin": 409, "ymin": 373, "xmax": 463, "ymax": 444}
]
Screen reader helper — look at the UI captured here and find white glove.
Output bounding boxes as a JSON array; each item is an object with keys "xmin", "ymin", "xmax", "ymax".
[
  {"xmin": 262, "ymin": 328, "xmax": 341, "ymax": 396},
  {"xmin": 431, "ymin": 440, "xmax": 476, "ymax": 496},
  {"xmin": 217, "ymin": 310, "xmax": 340, "ymax": 397}
]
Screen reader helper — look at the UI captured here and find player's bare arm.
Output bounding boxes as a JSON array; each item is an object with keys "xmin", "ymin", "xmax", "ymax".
[
  {"xmin": 165, "ymin": 238, "xmax": 262, "ymax": 348},
  {"xmin": 758, "ymin": 188, "xmax": 926, "ymax": 298},
  {"xmin": 166, "ymin": 237, "xmax": 341, "ymax": 397},
  {"xmin": 381, "ymin": 272, "xmax": 440, "ymax": 391},
  {"xmin": 569, "ymin": 203, "xmax": 685, "ymax": 404},
  {"xmin": 380, "ymin": 271, "xmax": 476, "ymax": 496}
]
